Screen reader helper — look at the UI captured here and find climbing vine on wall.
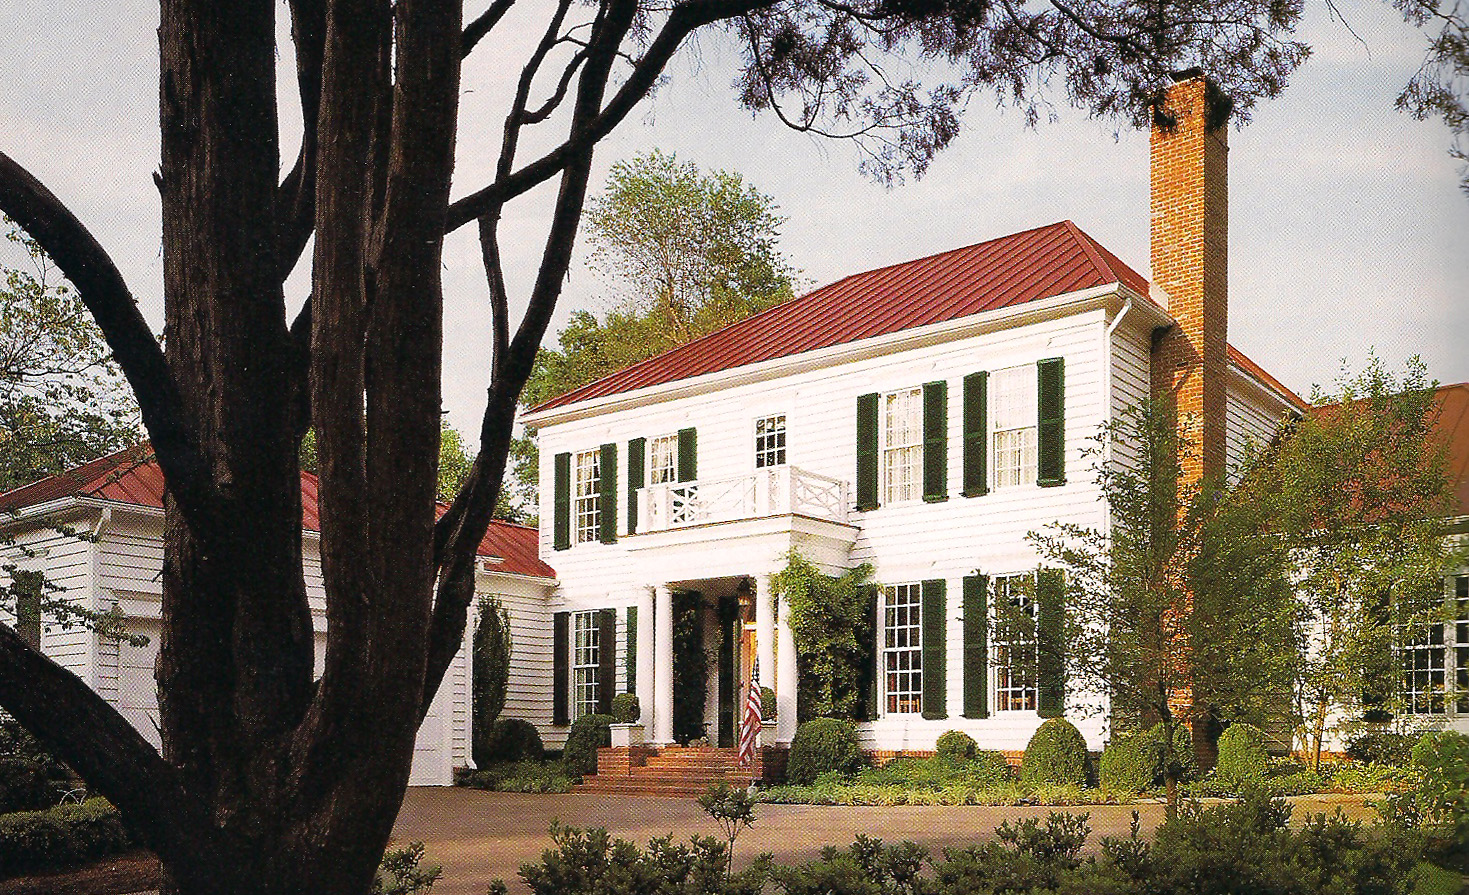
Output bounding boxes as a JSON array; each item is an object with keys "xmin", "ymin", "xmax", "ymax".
[{"xmin": 771, "ymin": 550, "xmax": 875, "ymax": 721}]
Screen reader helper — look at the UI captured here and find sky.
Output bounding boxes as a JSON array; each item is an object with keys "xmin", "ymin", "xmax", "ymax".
[{"xmin": 1, "ymin": 0, "xmax": 1465, "ymax": 441}]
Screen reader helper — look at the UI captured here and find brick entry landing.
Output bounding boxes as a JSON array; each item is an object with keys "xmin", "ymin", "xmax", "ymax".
[{"xmin": 577, "ymin": 746, "xmax": 786, "ymax": 797}]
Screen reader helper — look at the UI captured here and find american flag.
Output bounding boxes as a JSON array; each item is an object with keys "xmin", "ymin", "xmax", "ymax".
[{"xmin": 737, "ymin": 663, "xmax": 763, "ymax": 769}]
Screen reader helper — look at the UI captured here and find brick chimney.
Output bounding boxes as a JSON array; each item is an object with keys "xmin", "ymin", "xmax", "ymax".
[{"xmin": 1150, "ymin": 72, "xmax": 1229, "ymax": 484}]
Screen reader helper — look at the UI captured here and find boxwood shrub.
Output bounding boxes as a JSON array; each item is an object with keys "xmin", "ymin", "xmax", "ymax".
[
  {"xmin": 1214, "ymin": 723, "xmax": 1268, "ymax": 792},
  {"xmin": 786, "ymin": 718, "xmax": 861, "ymax": 785},
  {"xmin": 564, "ymin": 713, "xmax": 614, "ymax": 777},
  {"xmin": 477, "ymin": 717, "xmax": 545, "ymax": 765},
  {"xmin": 1344, "ymin": 731, "xmax": 1416, "ymax": 766},
  {"xmin": 1020, "ymin": 718, "xmax": 1088, "ymax": 787},
  {"xmin": 609, "ymin": 694, "xmax": 640, "ymax": 724},
  {"xmin": 0, "ymin": 799, "xmax": 133, "ymax": 876},
  {"xmin": 934, "ymin": 730, "xmax": 978, "ymax": 762},
  {"xmin": 1099, "ymin": 733, "xmax": 1153, "ymax": 794}
]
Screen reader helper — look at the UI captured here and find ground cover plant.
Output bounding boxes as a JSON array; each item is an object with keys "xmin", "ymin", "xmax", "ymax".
[{"xmin": 456, "ymin": 761, "xmax": 577, "ymax": 794}]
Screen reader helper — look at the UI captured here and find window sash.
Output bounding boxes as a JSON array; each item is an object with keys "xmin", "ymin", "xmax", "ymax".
[
  {"xmin": 755, "ymin": 415, "xmax": 787, "ymax": 469},
  {"xmin": 1401, "ymin": 575, "xmax": 1469, "ymax": 717},
  {"xmin": 573, "ymin": 611, "xmax": 601, "ymax": 719},
  {"xmin": 993, "ymin": 574, "xmax": 1037, "ymax": 712},
  {"xmin": 574, "ymin": 451, "xmax": 601, "ymax": 544},
  {"xmin": 649, "ymin": 435, "xmax": 678, "ymax": 485},
  {"xmin": 883, "ymin": 388, "xmax": 923, "ymax": 504},
  {"xmin": 990, "ymin": 366, "xmax": 1036, "ymax": 488},
  {"xmin": 883, "ymin": 583, "xmax": 923, "ymax": 714}
]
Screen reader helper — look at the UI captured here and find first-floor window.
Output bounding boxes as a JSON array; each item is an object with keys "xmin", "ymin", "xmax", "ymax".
[
  {"xmin": 573, "ymin": 611, "xmax": 601, "ymax": 719},
  {"xmin": 993, "ymin": 574, "xmax": 1037, "ymax": 712},
  {"xmin": 574, "ymin": 450, "xmax": 601, "ymax": 544},
  {"xmin": 1403, "ymin": 575, "xmax": 1469, "ymax": 717},
  {"xmin": 883, "ymin": 583, "xmax": 922, "ymax": 714}
]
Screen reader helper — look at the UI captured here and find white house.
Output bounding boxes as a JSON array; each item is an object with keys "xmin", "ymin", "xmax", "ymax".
[
  {"xmin": 520, "ymin": 74, "xmax": 1306, "ymax": 758},
  {"xmin": 0, "ymin": 451, "xmax": 558, "ymax": 785}
]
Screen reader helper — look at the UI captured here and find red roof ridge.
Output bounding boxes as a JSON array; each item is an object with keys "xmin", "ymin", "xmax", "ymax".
[{"xmin": 1226, "ymin": 345, "xmax": 1309, "ymax": 410}]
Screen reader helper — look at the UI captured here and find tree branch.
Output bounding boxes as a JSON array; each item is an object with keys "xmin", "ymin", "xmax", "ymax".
[
  {"xmin": 462, "ymin": 0, "xmax": 517, "ymax": 56},
  {"xmin": 0, "ymin": 150, "xmax": 218, "ymax": 528},
  {"xmin": 278, "ymin": 0, "xmax": 328, "ymax": 280}
]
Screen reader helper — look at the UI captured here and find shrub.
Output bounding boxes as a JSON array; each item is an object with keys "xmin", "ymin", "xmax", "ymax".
[
  {"xmin": 0, "ymin": 716, "xmax": 71, "ymax": 814},
  {"xmin": 1099, "ymin": 734, "xmax": 1153, "ymax": 795},
  {"xmin": 610, "ymin": 693, "xmax": 640, "ymax": 724},
  {"xmin": 1143, "ymin": 722, "xmax": 1198, "ymax": 785},
  {"xmin": 471, "ymin": 598, "xmax": 512, "ymax": 767},
  {"xmin": 371, "ymin": 842, "xmax": 441, "ymax": 895},
  {"xmin": 511, "ymin": 822, "xmax": 768, "ymax": 895},
  {"xmin": 787, "ymin": 718, "xmax": 861, "ymax": 785},
  {"xmin": 0, "ymin": 799, "xmax": 133, "ymax": 876},
  {"xmin": 1021, "ymin": 719, "xmax": 1088, "ymax": 787},
  {"xmin": 1410, "ymin": 730, "xmax": 1469, "ymax": 845},
  {"xmin": 1345, "ymin": 731, "xmax": 1417, "ymax": 766},
  {"xmin": 760, "ymin": 687, "xmax": 777, "ymax": 721},
  {"xmin": 1213, "ymin": 723, "xmax": 1268, "ymax": 793},
  {"xmin": 478, "ymin": 717, "xmax": 544, "ymax": 764},
  {"xmin": 564, "ymin": 713, "xmax": 614, "ymax": 777},
  {"xmin": 934, "ymin": 730, "xmax": 978, "ymax": 762},
  {"xmin": 459, "ymin": 760, "xmax": 575, "ymax": 793}
]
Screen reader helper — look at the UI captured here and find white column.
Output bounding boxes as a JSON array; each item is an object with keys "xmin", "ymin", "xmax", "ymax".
[
  {"xmin": 776, "ymin": 589, "xmax": 798, "ymax": 744},
  {"xmin": 653, "ymin": 584, "xmax": 675, "ymax": 745},
  {"xmin": 755, "ymin": 577, "xmax": 775, "ymax": 697},
  {"xmin": 635, "ymin": 588, "xmax": 655, "ymax": 725}
]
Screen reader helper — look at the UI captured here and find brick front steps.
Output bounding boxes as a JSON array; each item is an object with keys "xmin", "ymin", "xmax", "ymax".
[{"xmin": 576, "ymin": 746, "xmax": 787, "ymax": 798}]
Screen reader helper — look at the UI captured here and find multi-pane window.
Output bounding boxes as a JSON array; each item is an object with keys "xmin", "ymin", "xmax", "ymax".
[
  {"xmin": 649, "ymin": 435, "xmax": 678, "ymax": 485},
  {"xmin": 883, "ymin": 583, "xmax": 923, "ymax": 714},
  {"xmin": 1457, "ymin": 575, "xmax": 1469, "ymax": 715},
  {"xmin": 883, "ymin": 388, "xmax": 923, "ymax": 504},
  {"xmin": 1404, "ymin": 575, "xmax": 1469, "ymax": 717},
  {"xmin": 991, "ymin": 366, "xmax": 1037, "ymax": 489},
  {"xmin": 572, "ymin": 611, "xmax": 601, "ymax": 719},
  {"xmin": 993, "ymin": 574, "xmax": 1037, "ymax": 712},
  {"xmin": 755, "ymin": 415, "xmax": 787, "ymax": 468},
  {"xmin": 573, "ymin": 450, "xmax": 601, "ymax": 544}
]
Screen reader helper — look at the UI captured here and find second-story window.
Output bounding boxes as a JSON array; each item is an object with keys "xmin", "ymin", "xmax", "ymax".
[
  {"xmin": 755, "ymin": 414, "xmax": 787, "ymax": 468},
  {"xmin": 574, "ymin": 449, "xmax": 601, "ymax": 543},
  {"xmin": 883, "ymin": 387, "xmax": 923, "ymax": 504},
  {"xmin": 649, "ymin": 434, "xmax": 678, "ymax": 485},
  {"xmin": 991, "ymin": 366, "xmax": 1037, "ymax": 488}
]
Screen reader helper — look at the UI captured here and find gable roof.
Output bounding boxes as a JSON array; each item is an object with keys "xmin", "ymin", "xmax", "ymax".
[
  {"xmin": 0, "ymin": 446, "xmax": 555, "ymax": 579},
  {"xmin": 529, "ymin": 220, "xmax": 1302, "ymax": 413}
]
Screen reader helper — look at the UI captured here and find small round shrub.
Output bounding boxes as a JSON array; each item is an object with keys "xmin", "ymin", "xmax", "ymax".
[
  {"xmin": 1144, "ymin": 722, "xmax": 1199, "ymax": 784},
  {"xmin": 1020, "ymin": 718, "xmax": 1088, "ymax": 787},
  {"xmin": 476, "ymin": 717, "xmax": 544, "ymax": 765},
  {"xmin": 760, "ymin": 687, "xmax": 777, "ymax": 721},
  {"xmin": 564, "ymin": 713, "xmax": 614, "ymax": 777},
  {"xmin": 1214, "ymin": 723, "xmax": 1269, "ymax": 792},
  {"xmin": 1099, "ymin": 733, "xmax": 1153, "ymax": 794},
  {"xmin": 934, "ymin": 730, "xmax": 978, "ymax": 762},
  {"xmin": 609, "ymin": 693, "xmax": 640, "ymax": 724},
  {"xmin": 1345, "ymin": 731, "xmax": 1417, "ymax": 766},
  {"xmin": 787, "ymin": 718, "xmax": 861, "ymax": 785}
]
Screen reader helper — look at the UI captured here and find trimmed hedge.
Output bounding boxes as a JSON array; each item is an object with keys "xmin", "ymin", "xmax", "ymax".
[
  {"xmin": 1214, "ymin": 723, "xmax": 1268, "ymax": 792},
  {"xmin": 609, "ymin": 694, "xmax": 640, "ymax": 724},
  {"xmin": 935, "ymin": 730, "xmax": 978, "ymax": 762},
  {"xmin": 760, "ymin": 687, "xmax": 777, "ymax": 721},
  {"xmin": 0, "ymin": 799, "xmax": 133, "ymax": 877},
  {"xmin": 787, "ymin": 719, "xmax": 861, "ymax": 785},
  {"xmin": 1099, "ymin": 733, "xmax": 1154, "ymax": 794},
  {"xmin": 1020, "ymin": 718, "xmax": 1088, "ymax": 787},
  {"xmin": 564, "ymin": 713, "xmax": 614, "ymax": 777},
  {"xmin": 1344, "ymin": 731, "xmax": 1416, "ymax": 766},
  {"xmin": 479, "ymin": 717, "xmax": 545, "ymax": 764}
]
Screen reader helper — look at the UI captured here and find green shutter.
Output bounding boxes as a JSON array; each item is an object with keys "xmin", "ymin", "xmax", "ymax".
[
  {"xmin": 553, "ymin": 453, "xmax": 571, "ymax": 551},
  {"xmin": 856, "ymin": 393, "xmax": 880, "ymax": 511},
  {"xmin": 552, "ymin": 611, "xmax": 570, "ymax": 724},
  {"xmin": 599, "ymin": 443, "xmax": 617, "ymax": 544},
  {"xmin": 923, "ymin": 380, "xmax": 948, "ymax": 502},
  {"xmin": 1036, "ymin": 569, "xmax": 1065, "ymax": 718},
  {"xmin": 625, "ymin": 605, "xmax": 638, "ymax": 698},
  {"xmin": 962, "ymin": 574, "xmax": 989, "ymax": 719},
  {"xmin": 855, "ymin": 585, "xmax": 880, "ymax": 720},
  {"xmin": 627, "ymin": 438, "xmax": 645, "ymax": 534},
  {"xmin": 962, "ymin": 372, "xmax": 989, "ymax": 497},
  {"xmin": 597, "ymin": 609, "xmax": 617, "ymax": 712},
  {"xmin": 921, "ymin": 578, "xmax": 948, "ymax": 720},
  {"xmin": 677, "ymin": 428, "xmax": 698, "ymax": 481},
  {"xmin": 1037, "ymin": 358, "xmax": 1065, "ymax": 487}
]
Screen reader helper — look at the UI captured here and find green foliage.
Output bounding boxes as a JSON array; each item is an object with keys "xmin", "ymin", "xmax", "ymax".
[
  {"xmin": 1345, "ymin": 731, "xmax": 1419, "ymax": 766},
  {"xmin": 457, "ymin": 760, "xmax": 574, "ymax": 794},
  {"xmin": 759, "ymin": 687, "xmax": 776, "ymax": 721},
  {"xmin": 471, "ymin": 597, "xmax": 512, "ymax": 768},
  {"xmin": 1022, "ymin": 719, "xmax": 1089, "ymax": 787},
  {"xmin": 565, "ymin": 713, "xmax": 614, "ymax": 777},
  {"xmin": 1213, "ymin": 723, "xmax": 1269, "ymax": 793},
  {"xmin": 1411, "ymin": 731, "xmax": 1469, "ymax": 845},
  {"xmin": 934, "ymin": 730, "xmax": 978, "ymax": 762},
  {"xmin": 786, "ymin": 718, "xmax": 861, "ymax": 785},
  {"xmin": 371, "ymin": 842, "xmax": 441, "ymax": 895},
  {"xmin": 0, "ymin": 715, "xmax": 71, "ymax": 813},
  {"xmin": 476, "ymin": 717, "xmax": 545, "ymax": 764},
  {"xmin": 771, "ymin": 551, "xmax": 875, "ymax": 721},
  {"xmin": 510, "ymin": 821, "xmax": 769, "ymax": 895},
  {"xmin": 1099, "ymin": 735, "xmax": 1155, "ymax": 795},
  {"xmin": 699, "ymin": 783, "xmax": 758, "ymax": 877},
  {"xmin": 610, "ymin": 693, "xmax": 641, "ymax": 724},
  {"xmin": 0, "ymin": 798, "xmax": 133, "ymax": 876},
  {"xmin": 672, "ymin": 595, "xmax": 709, "ymax": 743}
]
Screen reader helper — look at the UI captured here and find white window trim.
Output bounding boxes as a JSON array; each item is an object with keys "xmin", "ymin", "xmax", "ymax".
[
  {"xmin": 753, "ymin": 412, "xmax": 788, "ymax": 470},
  {"xmin": 991, "ymin": 572, "xmax": 1038, "ymax": 714},
  {"xmin": 990, "ymin": 365, "xmax": 1038, "ymax": 490},
  {"xmin": 881, "ymin": 582, "xmax": 923, "ymax": 716},
  {"xmin": 882, "ymin": 387, "xmax": 924, "ymax": 505}
]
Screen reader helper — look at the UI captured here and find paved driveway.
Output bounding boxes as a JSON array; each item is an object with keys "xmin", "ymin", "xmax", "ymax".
[{"xmin": 391, "ymin": 789, "xmax": 1374, "ymax": 895}]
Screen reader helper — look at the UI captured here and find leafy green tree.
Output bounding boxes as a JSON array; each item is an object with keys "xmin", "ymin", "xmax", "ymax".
[
  {"xmin": 1029, "ymin": 401, "xmax": 1299, "ymax": 813},
  {"xmin": 1392, "ymin": 0, "xmax": 1469, "ymax": 193},
  {"xmin": 1254, "ymin": 358, "xmax": 1461, "ymax": 768}
]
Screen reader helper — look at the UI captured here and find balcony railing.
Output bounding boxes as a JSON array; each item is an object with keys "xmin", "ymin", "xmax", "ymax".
[{"xmin": 637, "ymin": 466, "xmax": 850, "ymax": 533}]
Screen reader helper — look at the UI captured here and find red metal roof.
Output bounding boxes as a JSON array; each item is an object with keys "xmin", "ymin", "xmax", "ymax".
[
  {"xmin": 0, "ymin": 447, "xmax": 555, "ymax": 579},
  {"xmin": 1228, "ymin": 345, "xmax": 1308, "ymax": 410},
  {"xmin": 532, "ymin": 221, "xmax": 1151, "ymax": 412},
  {"xmin": 1433, "ymin": 382, "xmax": 1469, "ymax": 517}
]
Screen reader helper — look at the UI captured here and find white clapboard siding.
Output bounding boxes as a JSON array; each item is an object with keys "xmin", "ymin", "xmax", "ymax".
[
  {"xmin": 478, "ymin": 575, "xmax": 559, "ymax": 749},
  {"xmin": 1225, "ymin": 375, "xmax": 1295, "ymax": 482},
  {"xmin": 2, "ymin": 527, "xmax": 97, "ymax": 683}
]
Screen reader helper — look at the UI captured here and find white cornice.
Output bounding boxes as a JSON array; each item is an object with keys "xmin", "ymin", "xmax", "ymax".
[{"xmin": 525, "ymin": 283, "xmax": 1168, "ymax": 428}]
